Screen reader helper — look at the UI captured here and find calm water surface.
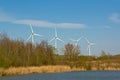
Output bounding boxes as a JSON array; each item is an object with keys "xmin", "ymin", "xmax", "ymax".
[{"xmin": 0, "ymin": 71, "xmax": 120, "ymax": 80}]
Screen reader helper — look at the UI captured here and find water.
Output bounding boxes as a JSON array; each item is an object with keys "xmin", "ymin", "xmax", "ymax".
[{"xmin": 0, "ymin": 71, "xmax": 120, "ymax": 80}]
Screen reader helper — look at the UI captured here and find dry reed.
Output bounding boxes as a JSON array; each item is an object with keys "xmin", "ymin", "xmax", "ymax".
[
  {"xmin": 0, "ymin": 65, "xmax": 120, "ymax": 77},
  {"xmin": 0, "ymin": 65, "xmax": 72, "ymax": 77}
]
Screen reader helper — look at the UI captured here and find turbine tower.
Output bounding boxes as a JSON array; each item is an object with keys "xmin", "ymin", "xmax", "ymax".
[
  {"xmin": 85, "ymin": 38, "xmax": 95, "ymax": 56},
  {"xmin": 26, "ymin": 24, "xmax": 43, "ymax": 44},
  {"xmin": 50, "ymin": 27, "xmax": 64, "ymax": 49}
]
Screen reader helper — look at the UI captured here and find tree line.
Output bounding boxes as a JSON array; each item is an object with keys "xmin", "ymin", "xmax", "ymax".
[
  {"xmin": 0, "ymin": 34, "xmax": 82, "ymax": 68},
  {"xmin": 0, "ymin": 34, "xmax": 120, "ymax": 70}
]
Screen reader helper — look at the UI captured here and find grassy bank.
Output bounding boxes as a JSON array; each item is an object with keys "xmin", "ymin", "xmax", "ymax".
[
  {"xmin": 0, "ymin": 65, "xmax": 120, "ymax": 77},
  {"xmin": 0, "ymin": 65, "xmax": 72, "ymax": 77}
]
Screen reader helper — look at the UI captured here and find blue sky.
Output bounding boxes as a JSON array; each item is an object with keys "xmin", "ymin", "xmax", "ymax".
[{"xmin": 0, "ymin": 0, "xmax": 120, "ymax": 55}]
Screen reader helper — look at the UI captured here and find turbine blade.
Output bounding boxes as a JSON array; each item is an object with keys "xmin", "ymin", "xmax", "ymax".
[
  {"xmin": 85, "ymin": 37, "xmax": 90, "ymax": 43},
  {"xmin": 32, "ymin": 35, "xmax": 34, "ymax": 44},
  {"xmin": 30, "ymin": 24, "xmax": 34, "ymax": 33},
  {"xmin": 57, "ymin": 38, "xmax": 64, "ymax": 43},
  {"xmin": 34, "ymin": 33, "xmax": 43, "ymax": 37},
  {"xmin": 78, "ymin": 36, "xmax": 83, "ymax": 41},
  {"xmin": 26, "ymin": 34, "xmax": 32, "ymax": 41},
  {"xmin": 49, "ymin": 37, "xmax": 55, "ymax": 42},
  {"xmin": 55, "ymin": 27, "xmax": 57, "ymax": 37}
]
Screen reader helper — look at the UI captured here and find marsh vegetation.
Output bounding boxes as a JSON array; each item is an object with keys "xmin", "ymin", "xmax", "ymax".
[{"xmin": 0, "ymin": 34, "xmax": 120, "ymax": 76}]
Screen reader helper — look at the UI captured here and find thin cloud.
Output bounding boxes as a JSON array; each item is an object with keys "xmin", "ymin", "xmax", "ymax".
[
  {"xmin": 109, "ymin": 13, "xmax": 120, "ymax": 23},
  {"xmin": 0, "ymin": 11, "xmax": 86, "ymax": 28},
  {"xmin": 12, "ymin": 20, "xmax": 56, "ymax": 27},
  {"xmin": 57, "ymin": 23, "xmax": 85, "ymax": 28},
  {"xmin": 0, "ymin": 10, "xmax": 14, "ymax": 22},
  {"xmin": 12, "ymin": 19, "xmax": 86, "ymax": 28}
]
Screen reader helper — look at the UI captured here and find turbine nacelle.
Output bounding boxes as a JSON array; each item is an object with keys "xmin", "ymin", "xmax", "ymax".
[
  {"xmin": 49, "ymin": 27, "xmax": 64, "ymax": 49},
  {"xmin": 26, "ymin": 24, "xmax": 43, "ymax": 44},
  {"xmin": 70, "ymin": 36, "xmax": 83, "ymax": 46}
]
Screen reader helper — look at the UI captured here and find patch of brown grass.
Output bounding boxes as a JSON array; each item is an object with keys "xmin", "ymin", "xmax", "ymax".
[
  {"xmin": 1, "ymin": 64, "xmax": 120, "ymax": 77},
  {"xmin": 0, "ymin": 65, "xmax": 72, "ymax": 77}
]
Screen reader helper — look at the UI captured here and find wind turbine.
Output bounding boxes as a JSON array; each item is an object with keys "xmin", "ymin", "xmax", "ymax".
[
  {"xmin": 49, "ymin": 27, "xmax": 64, "ymax": 49},
  {"xmin": 70, "ymin": 36, "xmax": 83, "ymax": 52},
  {"xmin": 71, "ymin": 36, "xmax": 83, "ymax": 47},
  {"xmin": 26, "ymin": 24, "xmax": 43, "ymax": 44},
  {"xmin": 85, "ymin": 38, "xmax": 95, "ymax": 56}
]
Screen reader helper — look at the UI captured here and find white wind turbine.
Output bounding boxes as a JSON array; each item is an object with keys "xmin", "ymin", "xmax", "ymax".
[
  {"xmin": 85, "ymin": 38, "xmax": 95, "ymax": 56},
  {"xmin": 49, "ymin": 27, "xmax": 64, "ymax": 49},
  {"xmin": 70, "ymin": 36, "xmax": 83, "ymax": 52},
  {"xmin": 26, "ymin": 24, "xmax": 43, "ymax": 44},
  {"xmin": 71, "ymin": 36, "xmax": 83, "ymax": 47}
]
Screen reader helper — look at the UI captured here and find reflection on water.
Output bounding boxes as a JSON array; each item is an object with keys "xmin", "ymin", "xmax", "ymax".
[{"xmin": 0, "ymin": 71, "xmax": 120, "ymax": 80}]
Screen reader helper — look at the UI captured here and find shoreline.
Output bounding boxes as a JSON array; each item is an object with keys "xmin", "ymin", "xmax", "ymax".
[
  {"xmin": 0, "ymin": 65, "xmax": 72, "ymax": 77},
  {"xmin": 0, "ymin": 65, "xmax": 120, "ymax": 77}
]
